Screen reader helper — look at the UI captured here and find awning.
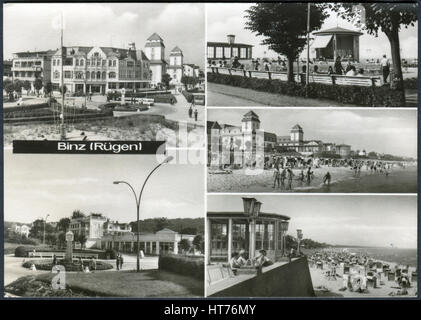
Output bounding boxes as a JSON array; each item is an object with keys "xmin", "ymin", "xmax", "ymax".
[{"xmin": 312, "ymin": 35, "xmax": 332, "ymax": 49}]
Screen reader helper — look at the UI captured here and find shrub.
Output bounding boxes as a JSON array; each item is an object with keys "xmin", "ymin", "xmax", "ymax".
[
  {"xmin": 15, "ymin": 246, "xmax": 28, "ymax": 257},
  {"xmin": 104, "ymin": 249, "xmax": 117, "ymax": 260},
  {"xmin": 22, "ymin": 259, "xmax": 113, "ymax": 271},
  {"xmin": 207, "ymin": 72, "xmax": 407, "ymax": 107},
  {"xmin": 182, "ymin": 91, "xmax": 194, "ymax": 103},
  {"xmin": 158, "ymin": 253, "xmax": 204, "ymax": 280},
  {"xmin": 403, "ymin": 77, "xmax": 418, "ymax": 90},
  {"xmin": 153, "ymin": 94, "xmax": 177, "ymax": 105}
]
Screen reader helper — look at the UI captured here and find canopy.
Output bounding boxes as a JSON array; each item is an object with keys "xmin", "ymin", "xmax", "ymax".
[{"xmin": 312, "ymin": 35, "xmax": 332, "ymax": 49}]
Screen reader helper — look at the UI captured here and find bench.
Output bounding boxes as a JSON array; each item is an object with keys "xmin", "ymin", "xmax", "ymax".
[{"xmin": 334, "ymin": 75, "xmax": 380, "ymax": 87}]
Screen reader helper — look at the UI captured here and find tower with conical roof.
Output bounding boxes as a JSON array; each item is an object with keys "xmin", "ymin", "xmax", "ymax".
[
  {"xmin": 144, "ymin": 33, "xmax": 167, "ymax": 85},
  {"xmin": 241, "ymin": 111, "xmax": 260, "ymax": 132},
  {"xmin": 290, "ymin": 124, "xmax": 303, "ymax": 142}
]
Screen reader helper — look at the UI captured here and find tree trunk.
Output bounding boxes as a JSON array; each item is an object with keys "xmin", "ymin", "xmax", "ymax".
[
  {"xmin": 287, "ymin": 57, "xmax": 294, "ymax": 82},
  {"xmin": 385, "ymin": 24, "xmax": 405, "ymax": 105}
]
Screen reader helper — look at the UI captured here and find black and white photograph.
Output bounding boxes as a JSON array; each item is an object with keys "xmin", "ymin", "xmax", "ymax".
[
  {"xmin": 3, "ymin": 149, "xmax": 204, "ymax": 298},
  {"xmin": 206, "ymin": 195, "xmax": 417, "ymax": 298},
  {"xmin": 207, "ymin": 108, "xmax": 417, "ymax": 193},
  {"xmin": 206, "ymin": 2, "xmax": 418, "ymax": 107},
  {"xmin": 3, "ymin": 3, "xmax": 205, "ymax": 148}
]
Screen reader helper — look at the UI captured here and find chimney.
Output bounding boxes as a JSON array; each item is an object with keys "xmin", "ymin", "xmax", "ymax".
[{"xmin": 227, "ymin": 34, "xmax": 235, "ymax": 45}]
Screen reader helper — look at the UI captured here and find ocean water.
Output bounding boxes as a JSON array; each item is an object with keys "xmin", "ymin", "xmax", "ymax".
[{"xmin": 308, "ymin": 167, "xmax": 417, "ymax": 193}]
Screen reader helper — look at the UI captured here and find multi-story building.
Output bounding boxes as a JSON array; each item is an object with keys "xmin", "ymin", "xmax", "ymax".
[
  {"xmin": 11, "ymin": 223, "xmax": 31, "ymax": 238},
  {"xmin": 167, "ymin": 46, "xmax": 184, "ymax": 85},
  {"xmin": 69, "ymin": 213, "xmax": 108, "ymax": 248},
  {"xmin": 11, "ymin": 50, "xmax": 55, "ymax": 91},
  {"xmin": 144, "ymin": 33, "xmax": 167, "ymax": 85},
  {"xmin": 50, "ymin": 43, "xmax": 151, "ymax": 94},
  {"xmin": 104, "ymin": 220, "xmax": 132, "ymax": 236},
  {"xmin": 336, "ymin": 144, "xmax": 352, "ymax": 158},
  {"xmin": 207, "ymin": 35, "xmax": 253, "ymax": 66}
]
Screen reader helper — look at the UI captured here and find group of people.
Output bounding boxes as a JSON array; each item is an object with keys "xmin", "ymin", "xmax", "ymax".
[
  {"xmin": 229, "ymin": 249, "xmax": 273, "ymax": 275},
  {"xmin": 115, "ymin": 253, "xmax": 124, "ymax": 271}
]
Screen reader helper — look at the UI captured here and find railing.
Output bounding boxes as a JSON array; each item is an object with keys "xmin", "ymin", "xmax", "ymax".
[{"xmin": 209, "ymin": 67, "xmax": 381, "ymax": 87}]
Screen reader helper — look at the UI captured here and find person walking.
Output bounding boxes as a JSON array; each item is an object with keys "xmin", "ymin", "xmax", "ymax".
[
  {"xmin": 381, "ymin": 54, "xmax": 391, "ymax": 84},
  {"xmin": 323, "ymin": 171, "xmax": 331, "ymax": 186},
  {"xmin": 119, "ymin": 254, "xmax": 124, "ymax": 270},
  {"xmin": 194, "ymin": 109, "xmax": 198, "ymax": 122},
  {"xmin": 188, "ymin": 105, "xmax": 193, "ymax": 118},
  {"xmin": 116, "ymin": 253, "xmax": 120, "ymax": 271},
  {"xmin": 273, "ymin": 167, "xmax": 281, "ymax": 188}
]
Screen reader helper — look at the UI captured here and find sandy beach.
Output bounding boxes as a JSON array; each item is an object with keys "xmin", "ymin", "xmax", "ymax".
[{"xmin": 208, "ymin": 164, "xmax": 417, "ymax": 193}]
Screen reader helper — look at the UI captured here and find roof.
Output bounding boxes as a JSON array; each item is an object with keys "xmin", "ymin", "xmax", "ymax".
[
  {"xmin": 148, "ymin": 59, "xmax": 168, "ymax": 65},
  {"xmin": 242, "ymin": 111, "xmax": 260, "ymax": 122},
  {"xmin": 156, "ymin": 228, "xmax": 177, "ymax": 234},
  {"xmin": 207, "ymin": 211, "xmax": 290, "ymax": 221},
  {"xmin": 147, "ymin": 32, "xmax": 164, "ymax": 41},
  {"xmin": 55, "ymin": 46, "xmax": 149, "ymax": 62},
  {"xmin": 313, "ymin": 27, "xmax": 363, "ymax": 36},
  {"xmin": 207, "ymin": 41, "xmax": 253, "ymax": 48},
  {"xmin": 207, "ymin": 121, "xmax": 221, "ymax": 130},
  {"xmin": 170, "ymin": 46, "xmax": 183, "ymax": 55},
  {"xmin": 292, "ymin": 124, "xmax": 303, "ymax": 130},
  {"xmin": 13, "ymin": 50, "xmax": 56, "ymax": 58}
]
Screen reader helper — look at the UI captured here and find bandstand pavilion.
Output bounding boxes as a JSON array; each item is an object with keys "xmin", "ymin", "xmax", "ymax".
[{"xmin": 206, "ymin": 197, "xmax": 290, "ymax": 264}]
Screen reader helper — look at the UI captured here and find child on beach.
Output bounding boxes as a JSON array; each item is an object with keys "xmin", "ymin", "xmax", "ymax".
[{"xmin": 323, "ymin": 172, "xmax": 331, "ymax": 186}]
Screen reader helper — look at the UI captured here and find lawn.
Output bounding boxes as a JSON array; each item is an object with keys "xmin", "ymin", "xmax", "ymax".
[{"xmin": 6, "ymin": 270, "xmax": 203, "ymax": 298}]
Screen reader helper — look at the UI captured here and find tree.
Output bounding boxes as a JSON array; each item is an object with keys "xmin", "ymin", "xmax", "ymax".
[
  {"xmin": 57, "ymin": 217, "xmax": 71, "ymax": 232},
  {"xmin": 178, "ymin": 238, "xmax": 191, "ymax": 252},
  {"xmin": 59, "ymin": 85, "xmax": 67, "ymax": 95},
  {"xmin": 154, "ymin": 217, "xmax": 169, "ymax": 232},
  {"xmin": 331, "ymin": 3, "xmax": 417, "ymax": 97},
  {"xmin": 181, "ymin": 227, "xmax": 197, "ymax": 235},
  {"xmin": 34, "ymin": 78, "xmax": 43, "ymax": 94},
  {"xmin": 181, "ymin": 75, "xmax": 198, "ymax": 90},
  {"xmin": 192, "ymin": 234, "xmax": 204, "ymax": 253},
  {"xmin": 161, "ymin": 73, "xmax": 172, "ymax": 88},
  {"xmin": 44, "ymin": 81, "xmax": 53, "ymax": 97},
  {"xmin": 13, "ymin": 79, "xmax": 23, "ymax": 93},
  {"xmin": 23, "ymin": 80, "xmax": 31, "ymax": 93},
  {"xmin": 77, "ymin": 233, "xmax": 87, "ymax": 249},
  {"xmin": 71, "ymin": 210, "xmax": 85, "ymax": 219},
  {"xmin": 245, "ymin": 3, "xmax": 329, "ymax": 82}
]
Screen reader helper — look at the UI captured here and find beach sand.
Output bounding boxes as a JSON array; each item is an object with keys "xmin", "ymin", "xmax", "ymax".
[
  {"xmin": 310, "ymin": 263, "xmax": 418, "ymax": 298},
  {"xmin": 208, "ymin": 165, "xmax": 417, "ymax": 193}
]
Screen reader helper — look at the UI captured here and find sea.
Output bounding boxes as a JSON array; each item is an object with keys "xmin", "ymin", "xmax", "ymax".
[{"xmin": 307, "ymin": 166, "xmax": 417, "ymax": 193}]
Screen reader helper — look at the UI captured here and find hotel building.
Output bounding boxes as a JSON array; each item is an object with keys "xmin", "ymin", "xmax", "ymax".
[
  {"xmin": 50, "ymin": 43, "xmax": 151, "ymax": 94},
  {"xmin": 207, "ymin": 35, "xmax": 253, "ymax": 66}
]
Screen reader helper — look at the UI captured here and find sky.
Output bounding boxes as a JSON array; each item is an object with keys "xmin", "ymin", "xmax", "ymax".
[
  {"xmin": 4, "ymin": 150, "xmax": 204, "ymax": 224},
  {"xmin": 207, "ymin": 3, "xmax": 418, "ymax": 60},
  {"xmin": 3, "ymin": 3, "xmax": 205, "ymax": 68},
  {"xmin": 207, "ymin": 195, "xmax": 417, "ymax": 249},
  {"xmin": 208, "ymin": 108, "xmax": 417, "ymax": 158}
]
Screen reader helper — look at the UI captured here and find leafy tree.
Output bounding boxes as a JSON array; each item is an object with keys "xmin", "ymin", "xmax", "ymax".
[
  {"xmin": 57, "ymin": 232, "xmax": 66, "ymax": 249},
  {"xmin": 71, "ymin": 210, "xmax": 85, "ymax": 219},
  {"xmin": 44, "ymin": 81, "xmax": 53, "ymax": 97},
  {"xmin": 192, "ymin": 234, "xmax": 204, "ymax": 253},
  {"xmin": 34, "ymin": 78, "xmax": 43, "ymax": 94},
  {"xmin": 331, "ymin": 3, "xmax": 417, "ymax": 96},
  {"xmin": 77, "ymin": 233, "xmax": 88, "ymax": 249},
  {"xmin": 181, "ymin": 75, "xmax": 198, "ymax": 90},
  {"xmin": 154, "ymin": 217, "xmax": 169, "ymax": 232},
  {"xmin": 178, "ymin": 238, "xmax": 191, "ymax": 252},
  {"xmin": 13, "ymin": 80, "xmax": 23, "ymax": 93},
  {"xmin": 57, "ymin": 217, "xmax": 71, "ymax": 232},
  {"xmin": 161, "ymin": 73, "xmax": 172, "ymax": 88},
  {"xmin": 23, "ymin": 80, "xmax": 31, "ymax": 93},
  {"xmin": 245, "ymin": 3, "xmax": 328, "ymax": 82},
  {"xmin": 59, "ymin": 85, "xmax": 67, "ymax": 95},
  {"xmin": 180, "ymin": 227, "xmax": 197, "ymax": 235}
]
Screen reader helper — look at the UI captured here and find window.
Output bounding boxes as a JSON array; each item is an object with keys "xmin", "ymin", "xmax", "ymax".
[
  {"xmin": 86, "ymin": 72, "xmax": 90, "ymax": 79},
  {"xmin": 113, "ymin": 60, "xmax": 116, "ymax": 67},
  {"xmin": 108, "ymin": 60, "xmax": 112, "ymax": 67},
  {"xmin": 75, "ymin": 59, "xmax": 79, "ymax": 66},
  {"xmin": 232, "ymin": 47, "xmax": 238, "ymax": 58},
  {"xmin": 255, "ymin": 221, "xmax": 264, "ymax": 250},
  {"xmin": 210, "ymin": 220, "xmax": 228, "ymax": 261},
  {"xmin": 127, "ymin": 61, "xmax": 134, "ymax": 67},
  {"xmin": 97, "ymin": 59, "xmax": 101, "ymax": 67},
  {"xmin": 64, "ymin": 71, "xmax": 72, "ymax": 79},
  {"xmin": 80, "ymin": 59, "xmax": 84, "ymax": 66},
  {"xmin": 87, "ymin": 59, "xmax": 90, "ymax": 66},
  {"xmin": 52, "ymin": 60, "xmax": 56, "ymax": 66},
  {"xmin": 75, "ymin": 72, "xmax": 83, "ymax": 79},
  {"xmin": 91, "ymin": 71, "xmax": 95, "ymax": 79},
  {"xmin": 102, "ymin": 71, "xmax": 106, "ymax": 80},
  {"xmin": 224, "ymin": 47, "xmax": 231, "ymax": 58},
  {"xmin": 240, "ymin": 48, "xmax": 247, "ymax": 58},
  {"xmin": 56, "ymin": 59, "xmax": 61, "ymax": 66},
  {"xmin": 207, "ymin": 46, "xmax": 214, "ymax": 58},
  {"xmin": 64, "ymin": 58, "xmax": 73, "ymax": 66},
  {"xmin": 215, "ymin": 47, "xmax": 223, "ymax": 58},
  {"xmin": 109, "ymin": 72, "xmax": 116, "ymax": 79},
  {"xmin": 96, "ymin": 71, "xmax": 101, "ymax": 79},
  {"xmin": 102, "ymin": 60, "xmax": 106, "ymax": 67}
]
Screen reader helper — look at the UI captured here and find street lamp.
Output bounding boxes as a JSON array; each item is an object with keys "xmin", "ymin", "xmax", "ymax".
[
  {"xmin": 43, "ymin": 214, "xmax": 50, "ymax": 245},
  {"xmin": 297, "ymin": 229, "xmax": 303, "ymax": 255},
  {"xmin": 113, "ymin": 156, "xmax": 173, "ymax": 272}
]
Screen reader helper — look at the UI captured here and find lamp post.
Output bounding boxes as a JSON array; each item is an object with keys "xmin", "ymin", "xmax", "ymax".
[
  {"xmin": 113, "ymin": 156, "xmax": 173, "ymax": 272},
  {"xmin": 43, "ymin": 214, "xmax": 50, "ymax": 245}
]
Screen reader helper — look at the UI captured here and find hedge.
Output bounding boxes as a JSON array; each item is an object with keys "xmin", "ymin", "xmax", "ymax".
[
  {"xmin": 403, "ymin": 77, "xmax": 417, "ymax": 90},
  {"xmin": 22, "ymin": 259, "xmax": 113, "ymax": 271},
  {"xmin": 152, "ymin": 94, "xmax": 177, "ymax": 105},
  {"xmin": 182, "ymin": 91, "xmax": 194, "ymax": 103},
  {"xmin": 158, "ymin": 254, "xmax": 204, "ymax": 280},
  {"xmin": 207, "ymin": 72, "xmax": 407, "ymax": 107}
]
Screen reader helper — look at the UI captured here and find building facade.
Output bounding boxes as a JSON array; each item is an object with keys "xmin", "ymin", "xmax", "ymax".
[
  {"xmin": 11, "ymin": 50, "xmax": 55, "ymax": 91},
  {"xmin": 207, "ymin": 197, "xmax": 290, "ymax": 264},
  {"xmin": 207, "ymin": 35, "xmax": 253, "ymax": 66},
  {"xmin": 50, "ymin": 43, "xmax": 151, "ymax": 94},
  {"xmin": 144, "ymin": 33, "xmax": 167, "ymax": 85},
  {"xmin": 98, "ymin": 228, "xmax": 196, "ymax": 255},
  {"xmin": 167, "ymin": 46, "xmax": 184, "ymax": 85},
  {"xmin": 69, "ymin": 213, "xmax": 108, "ymax": 248}
]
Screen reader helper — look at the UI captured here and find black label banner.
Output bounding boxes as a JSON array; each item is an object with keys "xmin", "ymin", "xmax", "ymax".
[{"xmin": 13, "ymin": 140, "xmax": 166, "ymax": 154}]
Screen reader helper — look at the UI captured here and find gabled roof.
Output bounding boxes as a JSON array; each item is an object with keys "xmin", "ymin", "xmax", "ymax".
[
  {"xmin": 170, "ymin": 46, "xmax": 183, "ymax": 54},
  {"xmin": 291, "ymin": 124, "xmax": 303, "ymax": 130},
  {"xmin": 156, "ymin": 228, "xmax": 177, "ymax": 234},
  {"xmin": 207, "ymin": 121, "xmax": 221, "ymax": 130},
  {"xmin": 147, "ymin": 32, "xmax": 164, "ymax": 41},
  {"xmin": 242, "ymin": 110, "xmax": 260, "ymax": 122}
]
